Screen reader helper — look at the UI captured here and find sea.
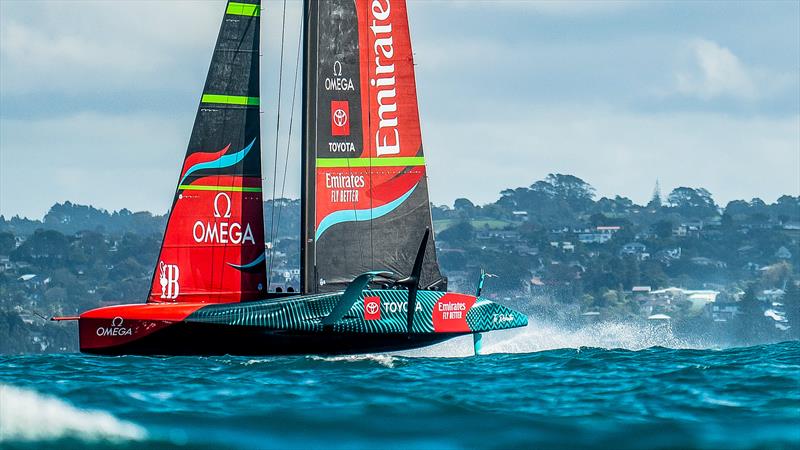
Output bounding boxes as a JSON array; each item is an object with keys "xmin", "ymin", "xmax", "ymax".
[{"xmin": 1, "ymin": 321, "xmax": 798, "ymax": 450}]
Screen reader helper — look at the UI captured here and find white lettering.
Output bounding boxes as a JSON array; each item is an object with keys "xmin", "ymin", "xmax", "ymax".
[
  {"xmin": 327, "ymin": 142, "xmax": 357, "ymax": 153},
  {"xmin": 370, "ymin": 0, "xmax": 400, "ymax": 157},
  {"xmin": 371, "ymin": 0, "xmax": 390, "ymax": 21},
  {"xmin": 325, "ymin": 173, "xmax": 366, "ymax": 189},
  {"xmin": 193, "ymin": 221, "xmax": 255, "ymax": 245},
  {"xmin": 324, "ymin": 77, "xmax": 355, "ymax": 91},
  {"xmin": 382, "ymin": 301, "xmax": 423, "ymax": 314}
]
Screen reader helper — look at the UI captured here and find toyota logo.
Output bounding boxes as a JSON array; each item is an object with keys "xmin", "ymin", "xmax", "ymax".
[
  {"xmin": 333, "ymin": 108, "xmax": 348, "ymax": 127},
  {"xmin": 366, "ymin": 301, "xmax": 379, "ymax": 315}
]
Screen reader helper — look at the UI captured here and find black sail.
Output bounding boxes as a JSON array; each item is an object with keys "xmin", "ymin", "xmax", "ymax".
[
  {"xmin": 148, "ymin": 0, "xmax": 267, "ymax": 304},
  {"xmin": 301, "ymin": 0, "xmax": 445, "ymax": 293}
]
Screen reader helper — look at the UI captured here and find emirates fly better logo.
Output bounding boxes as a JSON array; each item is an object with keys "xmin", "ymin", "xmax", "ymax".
[
  {"xmin": 364, "ymin": 296, "xmax": 380, "ymax": 320},
  {"xmin": 331, "ymin": 100, "xmax": 349, "ymax": 136}
]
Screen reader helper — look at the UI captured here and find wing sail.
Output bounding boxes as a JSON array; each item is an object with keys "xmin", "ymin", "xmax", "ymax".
[{"xmin": 148, "ymin": 0, "xmax": 266, "ymax": 304}]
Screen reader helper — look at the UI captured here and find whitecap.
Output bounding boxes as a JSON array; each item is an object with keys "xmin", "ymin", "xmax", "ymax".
[
  {"xmin": 0, "ymin": 384, "xmax": 147, "ymax": 442},
  {"xmin": 308, "ymin": 354, "xmax": 397, "ymax": 368}
]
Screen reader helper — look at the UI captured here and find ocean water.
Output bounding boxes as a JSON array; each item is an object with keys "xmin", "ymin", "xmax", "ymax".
[{"xmin": 1, "ymin": 322, "xmax": 798, "ymax": 449}]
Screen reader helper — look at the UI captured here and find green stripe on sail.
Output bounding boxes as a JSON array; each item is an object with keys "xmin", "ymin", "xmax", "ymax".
[
  {"xmin": 201, "ymin": 94, "xmax": 260, "ymax": 106},
  {"xmin": 316, "ymin": 157, "xmax": 426, "ymax": 168},
  {"xmin": 226, "ymin": 2, "xmax": 260, "ymax": 17},
  {"xmin": 179, "ymin": 185, "xmax": 262, "ymax": 193}
]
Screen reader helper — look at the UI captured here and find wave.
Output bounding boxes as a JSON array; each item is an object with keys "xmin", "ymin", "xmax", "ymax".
[
  {"xmin": 0, "ymin": 384, "xmax": 146, "ymax": 443},
  {"xmin": 307, "ymin": 354, "xmax": 398, "ymax": 368}
]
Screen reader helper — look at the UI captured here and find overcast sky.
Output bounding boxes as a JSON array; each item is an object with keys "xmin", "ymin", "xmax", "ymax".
[{"xmin": 1, "ymin": 0, "xmax": 798, "ymax": 219}]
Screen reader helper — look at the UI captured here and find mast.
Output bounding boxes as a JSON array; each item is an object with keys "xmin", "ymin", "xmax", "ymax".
[{"xmin": 300, "ymin": 0, "xmax": 318, "ymax": 294}]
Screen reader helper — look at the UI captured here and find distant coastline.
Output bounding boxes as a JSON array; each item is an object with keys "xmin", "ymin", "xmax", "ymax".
[{"xmin": 1, "ymin": 173, "xmax": 798, "ymax": 353}]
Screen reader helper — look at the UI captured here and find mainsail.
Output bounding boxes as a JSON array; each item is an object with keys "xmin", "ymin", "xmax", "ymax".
[
  {"xmin": 302, "ymin": 0, "xmax": 445, "ymax": 293},
  {"xmin": 148, "ymin": 0, "xmax": 266, "ymax": 304}
]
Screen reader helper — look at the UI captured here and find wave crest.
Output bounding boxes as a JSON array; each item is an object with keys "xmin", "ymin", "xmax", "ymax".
[{"xmin": 0, "ymin": 384, "xmax": 147, "ymax": 442}]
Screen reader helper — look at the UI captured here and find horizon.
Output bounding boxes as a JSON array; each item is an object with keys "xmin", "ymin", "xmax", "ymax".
[
  {"xmin": 2, "ymin": 0, "xmax": 798, "ymax": 219},
  {"xmin": 2, "ymin": 176, "xmax": 797, "ymax": 222}
]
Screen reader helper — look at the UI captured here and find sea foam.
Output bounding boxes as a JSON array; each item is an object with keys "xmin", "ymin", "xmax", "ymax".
[
  {"xmin": 397, "ymin": 318, "xmax": 718, "ymax": 357},
  {"xmin": 0, "ymin": 383, "xmax": 147, "ymax": 442}
]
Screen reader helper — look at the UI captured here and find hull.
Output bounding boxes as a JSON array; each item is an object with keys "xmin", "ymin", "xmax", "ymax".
[
  {"xmin": 83, "ymin": 322, "xmax": 463, "ymax": 356},
  {"xmin": 79, "ymin": 290, "xmax": 527, "ymax": 356}
]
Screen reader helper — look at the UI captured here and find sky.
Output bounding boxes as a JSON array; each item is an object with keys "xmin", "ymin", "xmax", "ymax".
[{"xmin": 1, "ymin": 0, "xmax": 798, "ymax": 219}]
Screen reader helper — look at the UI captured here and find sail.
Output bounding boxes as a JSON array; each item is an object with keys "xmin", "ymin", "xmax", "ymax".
[
  {"xmin": 148, "ymin": 0, "xmax": 266, "ymax": 304},
  {"xmin": 302, "ymin": 0, "xmax": 445, "ymax": 293}
]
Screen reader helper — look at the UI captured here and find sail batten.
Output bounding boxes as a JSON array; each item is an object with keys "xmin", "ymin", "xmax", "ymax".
[{"xmin": 148, "ymin": 0, "xmax": 266, "ymax": 304}]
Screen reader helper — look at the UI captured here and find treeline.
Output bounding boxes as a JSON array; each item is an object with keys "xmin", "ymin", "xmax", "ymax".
[
  {"xmin": 431, "ymin": 174, "xmax": 799, "ymax": 340},
  {"xmin": 0, "ymin": 176, "xmax": 798, "ymax": 352}
]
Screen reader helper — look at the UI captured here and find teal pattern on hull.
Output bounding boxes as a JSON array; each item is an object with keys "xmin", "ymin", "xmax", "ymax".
[{"xmin": 186, "ymin": 290, "xmax": 527, "ymax": 334}]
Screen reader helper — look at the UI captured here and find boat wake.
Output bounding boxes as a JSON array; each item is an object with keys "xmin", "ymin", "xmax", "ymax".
[
  {"xmin": 397, "ymin": 318, "xmax": 720, "ymax": 358},
  {"xmin": 0, "ymin": 384, "xmax": 147, "ymax": 443}
]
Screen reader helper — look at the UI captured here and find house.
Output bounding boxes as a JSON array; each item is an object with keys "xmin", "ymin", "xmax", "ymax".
[
  {"xmin": 690, "ymin": 257, "xmax": 727, "ymax": 268},
  {"xmin": 673, "ymin": 221, "xmax": 703, "ymax": 237},
  {"xmin": 706, "ymin": 300, "xmax": 739, "ymax": 322},
  {"xmin": 477, "ymin": 230, "xmax": 520, "ymax": 241},
  {"xmin": 0, "ymin": 256, "xmax": 12, "ymax": 272},
  {"xmin": 620, "ymin": 242, "xmax": 647, "ymax": 260},
  {"xmin": 655, "ymin": 247, "xmax": 682, "ymax": 265},
  {"xmin": 649, "ymin": 287, "xmax": 719, "ymax": 313},
  {"xmin": 578, "ymin": 226, "xmax": 621, "ymax": 244},
  {"xmin": 759, "ymin": 289, "xmax": 785, "ymax": 303},
  {"xmin": 512, "ymin": 211, "xmax": 528, "ymax": 221}
]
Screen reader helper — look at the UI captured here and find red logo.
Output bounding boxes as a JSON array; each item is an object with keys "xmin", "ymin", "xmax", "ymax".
[
  {"xmin": 331, "ymin": 101, "xmax": 349, "ymax": 136},
  {"xmin": 364, "ymin": 296, "xmax": 380, "ymax": 320},
  {"xmin": 432, "ymin": 293, "xmax": 476, "ymax": 332}
]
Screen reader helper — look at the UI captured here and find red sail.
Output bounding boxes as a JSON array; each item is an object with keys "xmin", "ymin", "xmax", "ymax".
[
  {"xmin": 306, "ymin": 0, "xmax": 444, "ymax": 292},
  {"xmin": 148, "ymin": 0, "xmax": 266, "ymax": 304}
]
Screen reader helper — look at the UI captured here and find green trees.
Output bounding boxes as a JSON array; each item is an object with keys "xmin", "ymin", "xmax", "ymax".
[
  {"xmin": 736, "ymin": 284, "xmax": 769, "ymax": 344},
  {"xmin": 667, "ymin": 187, "xmax": 718, "ymax": 218},
  {"xmin": 438, "ymin": 221, "xmax": 475, "ymax": 244},
  {"xmin": 0, "ymin": 232, "xmax": 15, "ymax": 255}
]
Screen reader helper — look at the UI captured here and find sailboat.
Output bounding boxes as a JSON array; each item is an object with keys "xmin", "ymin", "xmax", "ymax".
[{"xmin": 55, "ymin": 0, "xmax": 527, "ymax": 355}]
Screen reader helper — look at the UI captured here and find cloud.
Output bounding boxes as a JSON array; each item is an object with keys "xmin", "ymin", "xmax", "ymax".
[
  {"xmin": 0, "ymin": 1, "xmax": 797, "ymax": 219},
  {"xmin": 0, "ymin": 112, "xmax": 187, "ymax": 218},
  {"xmin": 441, "ymin": 0, "xmax": 636, "ymax": 16},
  {"xmin": 675, "ymin": 39, "xmax": 758, "ymax": 100},
  {"xmin": 0, "ymin": 1, "xmax": 219, "ymax": 94},
  {"xmin": 422, "ymin": 107, "xmax": 800, "ymax": 208}
]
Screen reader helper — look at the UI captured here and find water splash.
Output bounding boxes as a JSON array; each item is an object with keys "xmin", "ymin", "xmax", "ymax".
[
  {"xmin": 481, "ymin": 320, "xmax": 719, "ymax": 354},
  {"xmin": 307, "ymin": 354, "xmax": 398, "ymax": 368},
  {"xmin": 397, "ymin": 318, "xmax": 720, "ymax": 358},
  {"xmin": 0, "ymin": 383, "xmax": 147, "ymax": 442}
]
